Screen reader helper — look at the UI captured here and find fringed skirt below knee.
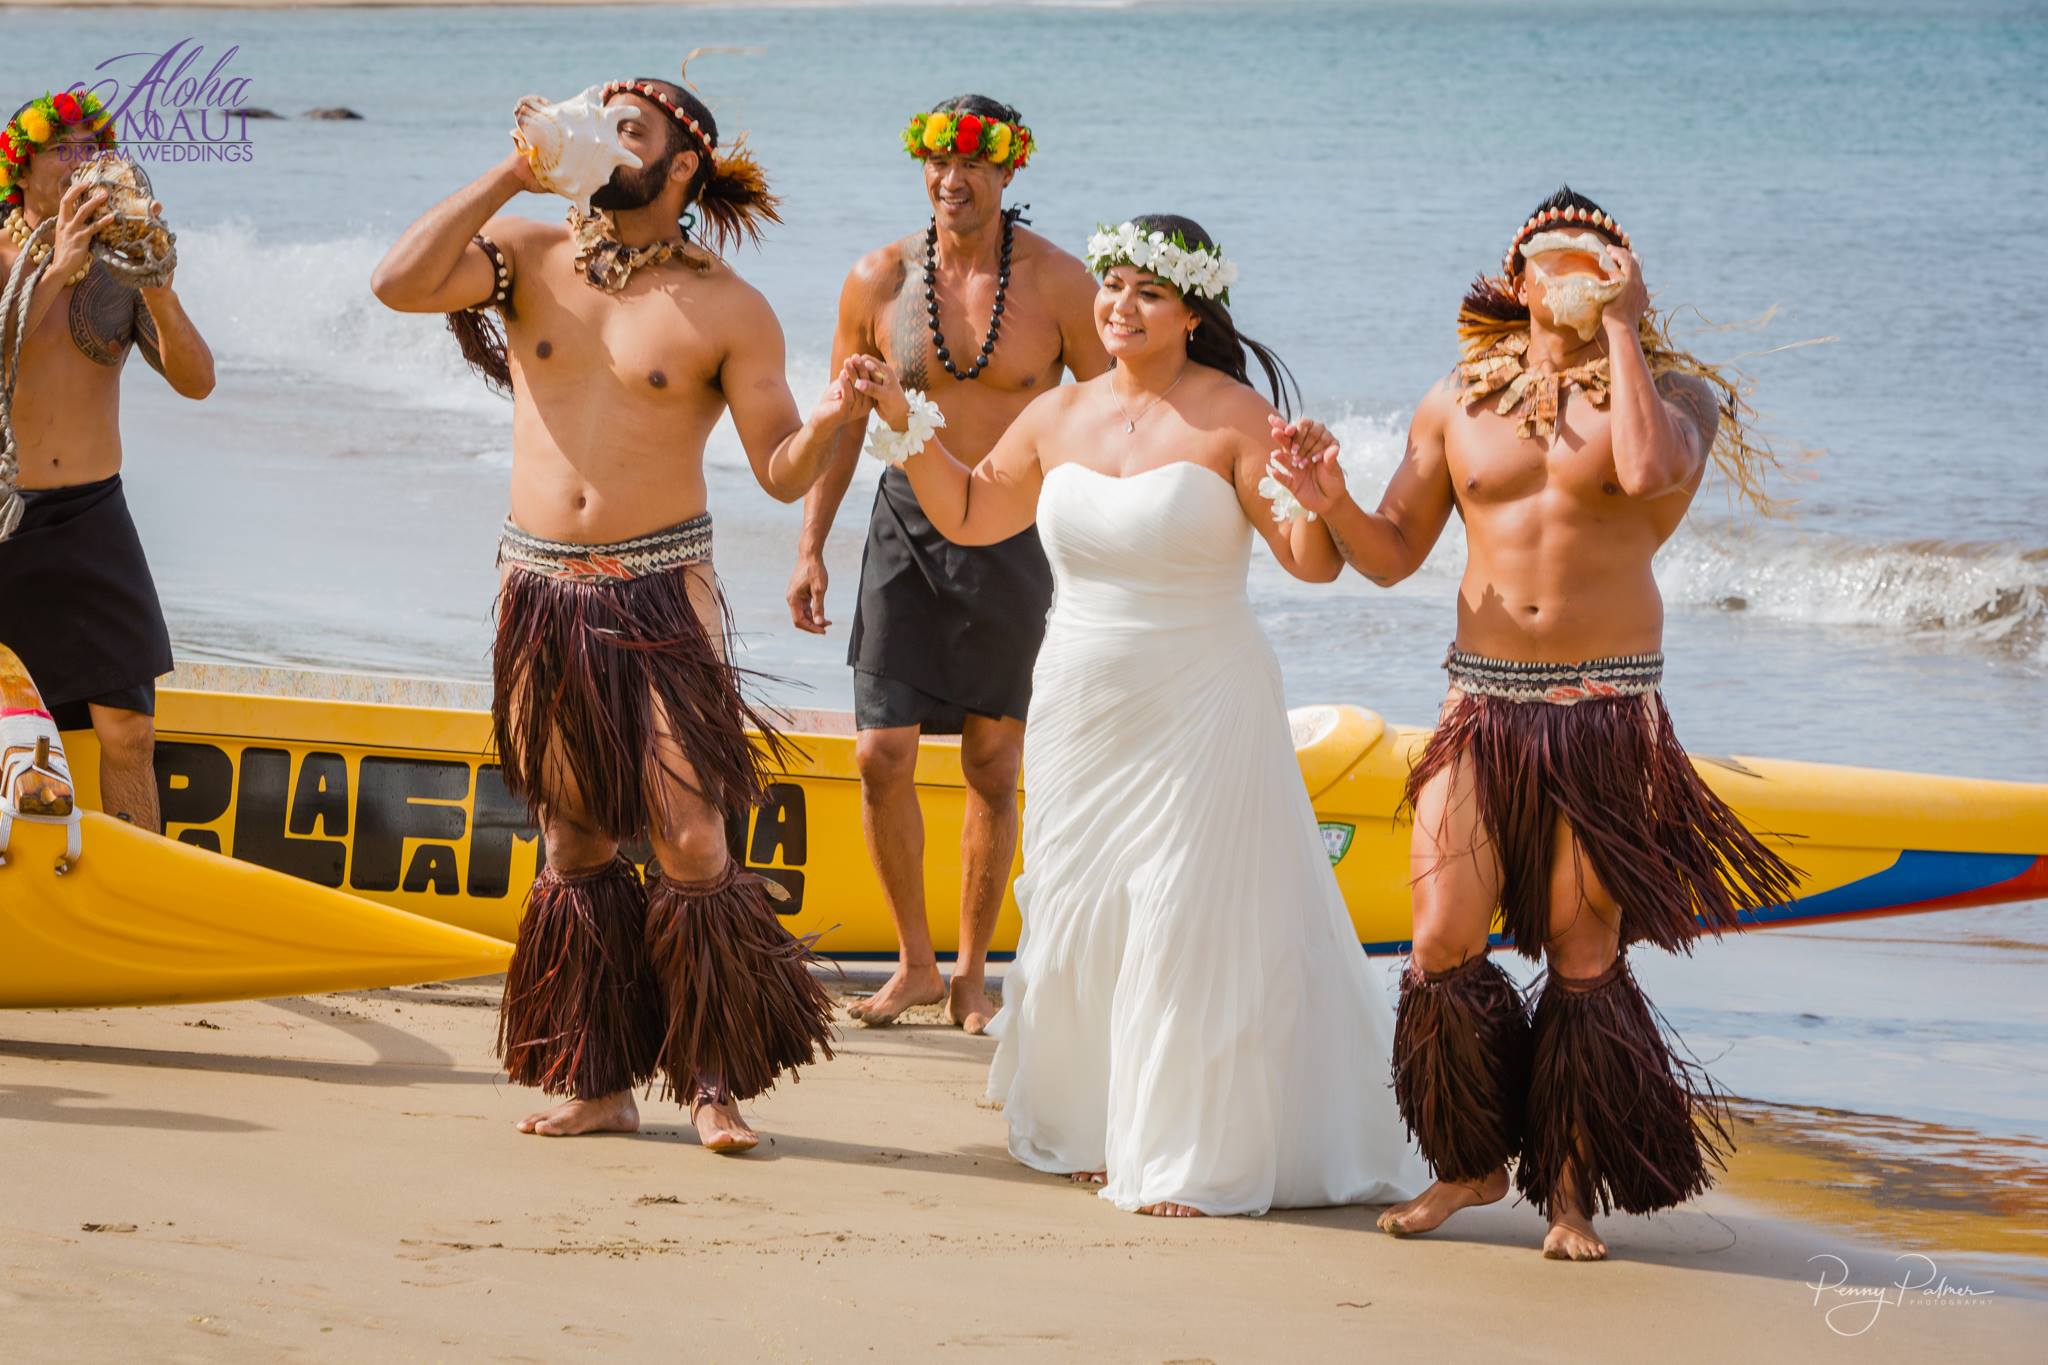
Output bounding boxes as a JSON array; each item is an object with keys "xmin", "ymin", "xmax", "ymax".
[
  {"xmin": 644, "ymin": 862, "xmax": 837, "ymax": 1104},
  {"xmin": 1516, "ymin": 956, "xmax": 1732, "ymax": 1217},
  {"xmin": 497, "ymin": 854, "xmax": 663, "ymax": 1099},
  {"xmin": 1390, "ymin": 954, "xmax": 1531, "ymax": 1182}
]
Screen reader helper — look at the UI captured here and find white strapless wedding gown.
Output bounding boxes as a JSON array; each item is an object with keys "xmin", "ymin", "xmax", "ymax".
[{"xmin": 986, "ymin": 461, "xmax": 1430, "ymax": 1215}]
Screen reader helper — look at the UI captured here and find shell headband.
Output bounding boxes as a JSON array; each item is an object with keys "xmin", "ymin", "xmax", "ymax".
[
  {"xmin": 902, "ymin": 111, "xmax": 1033, "ymax": 169},
  {"xmin": 0, "ymin": 91, "xmax": 118, "ymax": 211},
  {"xmin": 1085, "ymin": 222, "xmax": 1238, "ymax": 304},
  {"xmin": 1504, "ymin": 204, "xmax": 1631, "ymax": 277},
  {"xmin": 600, "ymin": 79, "xmax": 715, "ymax": 159}
]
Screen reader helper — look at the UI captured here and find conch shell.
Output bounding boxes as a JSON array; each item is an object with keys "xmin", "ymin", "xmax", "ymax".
[
  {"xmin": 512, "ymin": 85, "xmax": 643, "ymax": 213},
  {"xmin": 1522, "ymin": 230, "xmax": 1623, "ymax": 341},
  {"xmin": 69, "ymin": 152, "xmax": 177, "ymax": 287}
]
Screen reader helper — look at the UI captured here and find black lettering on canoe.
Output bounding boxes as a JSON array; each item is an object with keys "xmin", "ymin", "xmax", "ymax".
[
  {"xmin": 468, "ymin": 764, "xmax": 542, "ymax": 898},
  {"xmin": 351, "ymin": 757, "xmax": 468, "ymax": 894},
  {"xmin": 155, "ymin": 741, "xmax": 232, "ymax": 852},
  {"xmin": 235, "ymin": 748, "xmax": 347, "ymax": 886},
  {"xmin": 404, "ymin": 844, "xmax": 460, "ymax": 896},
  {"xmin": 289, "ymin": 752, "xmax": 349, "ymax": 838},
  {"xmin": 749, "ymin": 782, "xmax": 807, "ymax": 866}
]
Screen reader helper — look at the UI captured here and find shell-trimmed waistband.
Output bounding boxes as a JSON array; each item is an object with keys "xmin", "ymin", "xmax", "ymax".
[
  {"xmin": 1443, "ymin": 644, "xmax": 1663, "ymax": 704},
  {"xmin": 497, "ymin": 514, "xmax": 713, "ymax": 583}
]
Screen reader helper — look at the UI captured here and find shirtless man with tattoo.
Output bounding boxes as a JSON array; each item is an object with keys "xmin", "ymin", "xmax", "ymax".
[
  {"xmin": 787, "ymin": 95, "xmax": 1107, "ymax": 1031},
  {"xmin": 1267, "ymin": 186, "xmax": 1797, "ymax": 1260},
  {"xmin": 0, "ymin": 91, "xmax": 216, "ymax": 833}
]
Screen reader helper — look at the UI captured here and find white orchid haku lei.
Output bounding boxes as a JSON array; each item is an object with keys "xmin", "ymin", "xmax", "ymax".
[
  {"xmin": 1084, "ymin": 222, "xmax": 1239, "ymax": 304},
  {"xmin": 865, "ymin": 387, "xmax": 946, "ymax": 467}
]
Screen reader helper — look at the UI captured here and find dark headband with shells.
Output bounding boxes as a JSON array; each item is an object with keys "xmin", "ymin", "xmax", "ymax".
[
  {"xmin": 1503, "ymin": 205, "xmax": 1631, "ymax": 277},
  {"xmin": 599, "ymin": 80, "xmax": 715, "ymax": 158}
]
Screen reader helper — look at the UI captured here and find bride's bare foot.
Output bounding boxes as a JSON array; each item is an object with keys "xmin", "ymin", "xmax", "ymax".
[
  {"xmin": 1376, "ymin": 1167, "xmax": 1508, "ymax": 1236},
  {"xmin": 944, "ymin": 976, "xmax": 1000, "ymax": 1035},
  {"xmin": 690, "ymin": 1088, "xmax": 759, "ymax": 1155},
  {"xmin": 1066, "ymin": 1171, "xmax": 1106, "ymax": 1186},
  {"xmin": 1137, "ymin": 1201, "xmax": 1207, "ymax": 1218},
  {"xmin": 846, "ymin": 963, "xmax": 946, "ymax": 1027},
  {"xmin": 515, "ymin": 1091, "xmax": 638, "ymax": 1138},
  {"xmin": 1541, "ymin": 1163, "xmax": 1608, "ymax": 1261}
]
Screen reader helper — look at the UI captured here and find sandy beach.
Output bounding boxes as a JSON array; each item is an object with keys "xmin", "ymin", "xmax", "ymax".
[{"xmin": 3, "ymin": 974, "xmax": 2040, "ymax": 1362}]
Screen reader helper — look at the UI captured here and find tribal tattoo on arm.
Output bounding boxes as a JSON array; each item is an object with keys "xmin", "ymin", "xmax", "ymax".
[
  {"xmin": 68, "ymin": 264, "xmax": 141, "ymax": 368},
  {"xmin": 888, "ymin": 246, "xmax": 931, "ymax": 392},
  {"xmin": 1325, "ymin": 518, "xmax": 1399, "ymax": 587},
  {"xmin": 133, "ymin": 291, "xmax": 164, "ymax": 376},
  {"xmin": 1655, "ymin": 371, "xmax": 1721, "ymax": 465}
]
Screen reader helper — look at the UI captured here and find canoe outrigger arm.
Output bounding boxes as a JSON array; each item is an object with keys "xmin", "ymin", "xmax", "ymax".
[{"xmin": 0, "ymin": 719, "xmax": 83, "ymax": 874}]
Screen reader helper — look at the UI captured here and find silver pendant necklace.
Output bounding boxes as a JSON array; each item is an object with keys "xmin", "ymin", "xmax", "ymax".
[{"xmin": 1110, "ymin": 361, "xmax": 1189, "ymax": 434}]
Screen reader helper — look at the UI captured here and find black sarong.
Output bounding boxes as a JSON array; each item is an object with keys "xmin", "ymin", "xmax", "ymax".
[
  {"xmin": 847, "ymin": 466, "xmax": 1052, "ymax": 732},
  {"xmin": 0, "ymin": 474, "xmax": 172, "ymax": 717}
]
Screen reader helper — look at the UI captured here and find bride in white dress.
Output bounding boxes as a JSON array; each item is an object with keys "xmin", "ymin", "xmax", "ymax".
[{"xmin": 845, "ymin": 215, "xmax": 1428, "ymax": 1217}]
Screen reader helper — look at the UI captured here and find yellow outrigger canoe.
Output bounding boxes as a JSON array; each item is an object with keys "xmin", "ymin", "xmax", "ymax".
[{"xmin": 8, "ymin": 660, "xmax": 2039, "ymax": 1010}]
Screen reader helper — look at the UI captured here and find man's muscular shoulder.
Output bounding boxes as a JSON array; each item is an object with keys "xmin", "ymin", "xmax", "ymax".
[{"xmin": 1654, "ymin": 369, "xmax": 1722, "ymax": 460}]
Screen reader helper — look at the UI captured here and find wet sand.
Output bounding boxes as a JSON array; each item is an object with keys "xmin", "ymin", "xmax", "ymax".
[{"xmin": 2, "ymin": 973, "xmax": 2041, "ymax": 1361}]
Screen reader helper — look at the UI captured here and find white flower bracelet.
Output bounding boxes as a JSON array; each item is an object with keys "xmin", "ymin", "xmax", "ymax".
[
  {"xmin": 864, "ymin": 388, "xmax": 946, "ymax": 467},
  {"xmin": 1258, "ymin": 456, "xmax": 1316, "ymax": 525}
]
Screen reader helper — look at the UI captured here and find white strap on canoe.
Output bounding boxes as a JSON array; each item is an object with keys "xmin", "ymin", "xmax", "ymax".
[{"xmin": 0, "ymin": 707, "xmax": 82, "ymax": 868}]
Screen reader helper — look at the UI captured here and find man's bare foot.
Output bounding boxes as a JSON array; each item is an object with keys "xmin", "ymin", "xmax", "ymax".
[
  {"xmin": 1541, "ymin": 1164, "xmax": 1608, "ymax": 1260},
  {"xmin": 515, "ymin": 1091, "xmax": 638, "ymax": 1138},
  {"xmin": 944, "ymin": 977, "xmax": 1000, "ymax": 1035},
  {"xmin": 1066, "ymin": 1171, "xmax": 1106, "ymax": 1186},
  {"xmin": 1376, "ymin": 1167, "xmax": 1508, "ymax": 1236},
  {"xmin": 846, "ymin": 963, "xmax": 946, "ymax": 1027},
  {"xmin": 691, "ymin": 1092, "xmax": 759, "ymax": 1155},
  {"xmin": 1137, "ymin": 1201, "xmax": 1207, "ymax": 1218}
]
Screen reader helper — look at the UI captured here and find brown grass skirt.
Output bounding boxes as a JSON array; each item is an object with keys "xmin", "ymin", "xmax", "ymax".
[
  {"xmin": 491, "ymin": 561, "xmax": 790, "ymax": 840},
  {"xmin": 496, "ymin": 854, "xmax": 663, "ymax": 1099},
  {"xmin": 1390, "ymin": 954, "xmax": 1532, "ymax": 1182},
  {"xmin": 1516, "ymin": 956, "xmax": 1733, "ymax": 1217},
  {"xmin": 645, "ymin": 862, "xmax": 837, "ymax": 1104},
  {"xmin": 1403, "ymin": 691, "xmax": 1798, "ymax": 962}
]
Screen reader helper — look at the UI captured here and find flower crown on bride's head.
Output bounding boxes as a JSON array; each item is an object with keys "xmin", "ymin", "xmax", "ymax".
[{"xmin": 1085, "ymin": 221, "xmax": 1238, "ymax": 305}]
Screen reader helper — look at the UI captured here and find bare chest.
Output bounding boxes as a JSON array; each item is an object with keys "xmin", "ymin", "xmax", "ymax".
[
  {"xmin": 1446, "ymin": 398, "xmax": 1621, "ymax": 507},
  {"xmin": 879, "ymin": 260, "xmax": 1062, "ymax": 398},
  {"xmin": 1, "ymin": 256, "xmax": 139, "ymax": 371},
  {"xmin": 506, "ymin": 251, "xmax": 721, "ymax": 399}
]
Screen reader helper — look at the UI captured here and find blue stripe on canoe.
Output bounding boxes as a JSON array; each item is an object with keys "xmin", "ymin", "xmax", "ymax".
[{"xmin": 822, "ymin": 851, "xmax": 2037, "ymax": 962}]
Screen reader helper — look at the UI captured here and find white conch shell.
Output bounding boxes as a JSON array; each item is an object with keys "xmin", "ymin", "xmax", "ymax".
[
  {"xmin": 512, "ymin": 85, "xmax": 643, "ymax": 213},
  {"xmin": 1522, "ymin": 231, "xmax": 1624, "ymax": 341}
]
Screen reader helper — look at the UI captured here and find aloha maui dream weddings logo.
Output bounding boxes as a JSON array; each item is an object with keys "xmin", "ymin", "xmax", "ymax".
[
  {"xmin": 1806, "ymin": 1252, "xmax": 1996, "ymax": 1337},
  {"xmin": 72, "ymin": 38, "xmax": 257, "ymax": 165}
]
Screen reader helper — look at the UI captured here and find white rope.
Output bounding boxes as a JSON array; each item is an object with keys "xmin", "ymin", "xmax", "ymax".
[{"xmin": 0, "ymin": 216, "xmax": 56, "ymax": 543}]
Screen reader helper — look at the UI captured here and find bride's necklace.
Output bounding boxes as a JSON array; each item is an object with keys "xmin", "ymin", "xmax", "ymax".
[{"xmin": 1109, "ymin": 361, "xmax": 1189, "ymax": 434}]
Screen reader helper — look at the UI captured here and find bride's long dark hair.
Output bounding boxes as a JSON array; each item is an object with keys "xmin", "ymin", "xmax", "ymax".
[{"xmin": 1124, "ymin": 213, "xmax": 1299, "ymax": 417}]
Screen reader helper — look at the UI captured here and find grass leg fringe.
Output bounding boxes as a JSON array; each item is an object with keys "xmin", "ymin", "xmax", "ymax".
[
  {"xmin": 1515, "ymin": 956, "xmax": 1733, "ymax": 1218},
  {"xmin": 1390, "ymin": 954, "xmax": 1532, "ymax": 1182},
  {"xmin": 645, "ymin": 861, "xmax": 836, "ymax": 1105},
  {"xmin": 496, "ymin": 854, "xmax": 662, "ymax": 1099}
]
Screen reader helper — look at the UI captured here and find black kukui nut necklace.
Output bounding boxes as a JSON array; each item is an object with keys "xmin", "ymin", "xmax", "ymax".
[{"xmin": 925, "ymin": 208, "xmax": 1015, "ymax": 381}]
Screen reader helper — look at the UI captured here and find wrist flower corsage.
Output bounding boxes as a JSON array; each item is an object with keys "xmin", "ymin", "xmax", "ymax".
[
  {"xmin": 865, "ymin": 388, "xmax": 945, "ymax": 467},
  {"xmin": 1258, "ymin": 456, "xmax": 1316, "ymax": 525}
]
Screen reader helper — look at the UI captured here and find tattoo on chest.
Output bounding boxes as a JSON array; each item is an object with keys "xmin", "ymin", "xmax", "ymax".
[
  {"xmin": 889, "ymin": 260, "xmax": 931, "ymax": 392},
  {"xmin": 67, "ymin": 265, "xmax": 139, "ymax": 368}
]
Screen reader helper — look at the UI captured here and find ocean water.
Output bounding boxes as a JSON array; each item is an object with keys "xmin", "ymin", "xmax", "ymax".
[{"xmin": 7, "ymin": 3, "xmax": 2045, "ymax": 1146}]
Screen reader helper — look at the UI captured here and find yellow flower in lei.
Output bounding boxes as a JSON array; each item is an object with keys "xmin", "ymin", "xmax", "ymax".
[
  {"xmin": 986, "ymin": 122, "xmax": 1013, "ymax": 163},
  {"xmin": 922, "ymin": 112, "xmax": 952, "ymax": 152},
  {"xmin": 19, "ymin": 106, "xmax": 51, "ymax": 142}
]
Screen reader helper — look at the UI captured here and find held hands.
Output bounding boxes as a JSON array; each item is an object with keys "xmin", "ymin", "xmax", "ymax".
[
  {"xmin": 844, "ymin": 355, "xmax": 910, "ymax": 430},
  {"xmin": 1261, "ymin": 414, "xmax": 1348, "ymax": 522},
  {"xmin": 809, "ymin": 365, "xmax": 875, "ymax": 431}
]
